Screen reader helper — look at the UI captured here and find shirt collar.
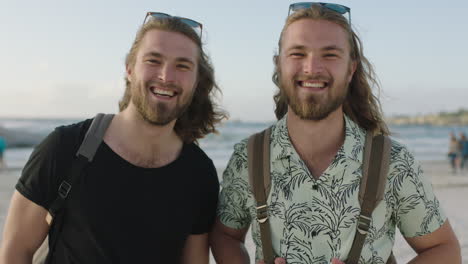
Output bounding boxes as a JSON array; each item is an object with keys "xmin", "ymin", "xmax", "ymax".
[{"xmin": 271, "ymin": 114, "xmax": 367, "ymax": 165}]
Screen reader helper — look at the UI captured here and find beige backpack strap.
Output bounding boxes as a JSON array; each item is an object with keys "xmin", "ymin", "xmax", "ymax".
[
  {"xmin": 387, "ymin": 252, "xmax": 397, "ymax": 264},
  {"xmin": 247, "ymin": 127, "xmax": 274, "ymax": 263},
  {"xmin": 347, "ymin": 133, "xmax": 391, "ymax": 264}
]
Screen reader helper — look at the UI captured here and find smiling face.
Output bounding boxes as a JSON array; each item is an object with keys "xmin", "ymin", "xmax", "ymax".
[
  {"xmin": 277, "ymin": 19, "xmax": 356, "ymax": 121},
  {"xmin": 126, "ymin": 29, "xmax": 199, "ymax": 126}
]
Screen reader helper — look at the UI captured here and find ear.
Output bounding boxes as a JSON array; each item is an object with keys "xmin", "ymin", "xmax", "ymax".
[
  {"xmin": 126, "ymin": 64, "xmax": 133, "ymax": 83},
  {"xmin": 347, "ymin": 60, "xmax": 358, "ymax": 83},
  {"xmin": 273, "ymin": 54, "xmax": 280, "ymax": 68}
]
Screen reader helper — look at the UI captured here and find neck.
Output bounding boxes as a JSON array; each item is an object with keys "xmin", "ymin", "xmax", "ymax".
[
  {"xmin": 116, "ymin": 104, "xmax": 179, "ymax": 148},
  {"xmin": 286, "ymin": 106, "xmax": 345, "ymax": 178},
  {"xmin": 103, "ymin": 104, "xmax": 183, "ymax": 168}
]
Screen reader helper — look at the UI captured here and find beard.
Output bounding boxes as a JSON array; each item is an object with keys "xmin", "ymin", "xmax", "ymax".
[
  {"xmin": 131, "ymin": 80, "xmax": 194, "ymax": 126},
  {"xmin": 278, "ymin": 70, "xmax": 349, "ymax": 121}
]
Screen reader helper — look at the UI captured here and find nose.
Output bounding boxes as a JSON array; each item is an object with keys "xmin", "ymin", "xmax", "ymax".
[
  {"xmin": 158, "ymin": 64, "xmax": 177, "ymax": 83},
  {"xmin": 303, "ymin": 55, "xmax": 323, "ymax": 75}
]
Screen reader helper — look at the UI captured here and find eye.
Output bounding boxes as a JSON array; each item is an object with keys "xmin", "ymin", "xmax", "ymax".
[
  {"xmin": 289, "ymin": 52, "xmax": 305, "ymax": 58},
  {"xmin": 177, "ymin": 64, "xmax": 191, "ymax": 71},
  {"xmin": 146, "ymin": 59, "xmax": 161, "ymax": 64},
  {"xmin": 324, "ymin": 53, "xmax": 338, "ymax": 58}
]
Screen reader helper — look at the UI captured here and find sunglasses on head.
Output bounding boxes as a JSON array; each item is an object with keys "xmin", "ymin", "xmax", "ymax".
[
  {"xmin": 143, "ymin": 12, "xmax": 203, "ymax": 38},
  {"xmin": 288, "ymin": 2, "xmax": 351, "ymax": 23}
]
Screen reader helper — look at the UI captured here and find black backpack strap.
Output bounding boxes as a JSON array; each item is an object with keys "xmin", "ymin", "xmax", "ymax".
[
  {"xmin": 47, "ymin": 113, "xmax": 114, "ymax": 221},
  {"xmin": 44, "ymin": 113, "xmax": 114, "ymax": 263},
  {"xmin": 347, "ymin": 133, "xmax": 391, "ymax": 264},
  {"xmin": 76, "ymin": 113, "xmax": 115, "ymax": 162},
  {"xmin": 247, "ymin": 127, "xmax": 274, "ymax": 264}
]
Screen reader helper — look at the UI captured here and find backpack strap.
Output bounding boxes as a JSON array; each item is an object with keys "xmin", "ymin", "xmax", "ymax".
[
  {"xmin": 46, "ymin": 113, "xmax": 114, "ymax": 222},
  {"xmin": 247, "ymin": 127, "xmax": 274, "ymax": 263},
  {"xmin": 247, "ymin": 129, "xmax": 392, "ymax": 264},
  {"xmin": 346, "ymin": 133, "xmax": 391, "ymax": 264},
  {"xmin": 43, "ymin": 113, "xmax": 114, "ymax": 263}
]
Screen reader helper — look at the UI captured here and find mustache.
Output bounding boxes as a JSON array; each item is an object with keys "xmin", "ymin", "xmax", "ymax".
[
  {"xmin": 295, "ymin": 74, "xmax": 332, "ymax": 82},
  {"xmin": 145, "ymin": 80, "xmax": 181, "ymax": 91}
]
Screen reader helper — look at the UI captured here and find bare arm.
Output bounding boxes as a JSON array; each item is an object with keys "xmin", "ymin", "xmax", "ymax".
[
  {"xmin": 210, "ymin": 217, "xmax": 251, "ymax": 264},
  {"xmin": 405, "ymin": 220, "xmax": 461, "ymax": 264},
  {"xmin": 0, "ymin": 191, "xmax": 50, "ymax": 264},
  {"xmin": 181, "ymin": 233, "xmax": 210, "ymax": 264}
]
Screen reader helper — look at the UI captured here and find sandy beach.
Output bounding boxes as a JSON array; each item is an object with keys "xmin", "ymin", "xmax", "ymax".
[{"xmin": 0, "ymin": 161, "xmax": 467, "ymax": 263}]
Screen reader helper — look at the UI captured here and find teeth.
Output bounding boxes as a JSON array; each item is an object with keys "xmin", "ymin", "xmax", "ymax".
[
  {"xmin": 152, "ymin": 88, "xmax": 175, "ymax": 97},
  {"xmin": 301, "ymin": 82, "xmax": 325, "ymax": 88}
]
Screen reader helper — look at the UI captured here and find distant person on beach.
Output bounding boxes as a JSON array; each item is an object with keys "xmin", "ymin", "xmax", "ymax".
[
  {"xmin": 0, "ymin": 134, "xmax": 6, "ymax": 169},
  {"xmin": 459, "ymin": 132, "xmax": 468, "ymax": 170},
  {"xmin": 211, "ymin": 3, "xmax": 461, "ymax": 264},
  {"xmin": 0, "ymin": 12, "xmax": 225, "ymax": 263},
  {"xmin": 448, "ymin": 132, "xmax": 459, "ymax": 172}
]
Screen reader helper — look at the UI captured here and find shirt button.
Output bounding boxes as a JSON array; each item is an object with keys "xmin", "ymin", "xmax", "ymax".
[{"xmin": 312, "ymin": 184, "xmax": 318, "ymax": 190}]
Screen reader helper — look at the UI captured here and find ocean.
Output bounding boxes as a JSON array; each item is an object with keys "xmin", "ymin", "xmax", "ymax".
[{"xmin": 1, "ymin": 117, "xmax": 467, "ymax": 170}]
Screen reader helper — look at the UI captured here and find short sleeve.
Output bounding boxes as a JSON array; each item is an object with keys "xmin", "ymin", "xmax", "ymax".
[
  {"xmin": 391, "ymin": 146, "xmax": 447, "ymax": 238},
  {"xmin": 15, "ymin": 129, "xmax": 63, "ymax": 209},
  {"xmin": 191, "ymin": 160, "xmax": 220, "ymax": 234},
  {"xmin": 217, "ymin": 140, "xmax": 253, "ymax": 229}
]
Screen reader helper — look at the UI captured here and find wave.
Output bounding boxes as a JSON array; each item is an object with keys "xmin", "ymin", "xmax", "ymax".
[
  {"xmin": 0, "ymin": 118, "xmax": 82, "ymax": 148},
  {"xmin": 1, "ymin": 118, "xmax": 467, "ymax": 163},
  {"xmin": 0, "ymin": 126, "xmax": 47, "ymax": 148}
]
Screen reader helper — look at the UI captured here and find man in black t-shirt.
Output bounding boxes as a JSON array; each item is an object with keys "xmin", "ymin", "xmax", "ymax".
[{"xmin": 0, "ymin": 12, "xmax": 226, "ymax": 264}]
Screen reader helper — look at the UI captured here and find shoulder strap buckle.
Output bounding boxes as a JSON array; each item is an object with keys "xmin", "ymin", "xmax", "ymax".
[
  {"xmin": 57, "ymin": 181, "xmax": 72, "ymax": 199},
  {"xmin": 256, "ymin": 204, "xmax": 269, "ymax": 223},
  {"xmin": 357, "ymin": 214, "xmax": 372, "ymax": 235}
]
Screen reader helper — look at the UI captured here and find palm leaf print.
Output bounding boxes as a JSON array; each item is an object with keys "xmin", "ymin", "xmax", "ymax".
[{"xmin": 286, "ymin": 236, "xmax": 328, "ymax": 264}]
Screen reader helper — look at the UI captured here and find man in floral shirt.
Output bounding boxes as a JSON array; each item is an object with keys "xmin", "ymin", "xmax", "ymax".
[{"xmin": 210, "ymin": 3, "xmax": 461, "ymax": 264}]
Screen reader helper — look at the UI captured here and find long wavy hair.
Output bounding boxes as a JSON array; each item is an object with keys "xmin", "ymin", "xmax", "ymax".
[
  {"xmin": 119, "ymin": 17, "xmax": 227, "ymax": 143},
  {"xmin": 272, "ymin": 5, "xmax": 389, "ymax": 135}
]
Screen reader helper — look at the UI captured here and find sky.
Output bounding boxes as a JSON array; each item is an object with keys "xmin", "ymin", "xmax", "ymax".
[{"xmin": 0, "ymin": 0, "xmax": 467, "ymax": 122}]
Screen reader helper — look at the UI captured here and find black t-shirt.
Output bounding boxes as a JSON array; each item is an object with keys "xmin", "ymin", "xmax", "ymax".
[{"xmin": 16, "ymin": 119, "xmax": 219, "ymax": 263}]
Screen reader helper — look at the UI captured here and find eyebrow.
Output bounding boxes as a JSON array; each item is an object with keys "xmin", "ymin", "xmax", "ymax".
[
  {"xmin": 143, "ymin": 52, "xmax": 196, "ymax": 66},
  {"xmin": 286, "ymin": 45, "xmax": 345, "ymax": 53},
  {"xmin": 286, "ymin": 45, "xmax": 307, "ymax": 52},
  {"xmin": 322, "ymin": 45, "xmax": 345, "ymax": 53}
]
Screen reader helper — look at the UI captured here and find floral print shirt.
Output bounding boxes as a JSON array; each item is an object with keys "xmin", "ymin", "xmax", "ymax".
[{"xmin": 217, "ymin": 115, "xmax": 446, "ymax": 263}]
